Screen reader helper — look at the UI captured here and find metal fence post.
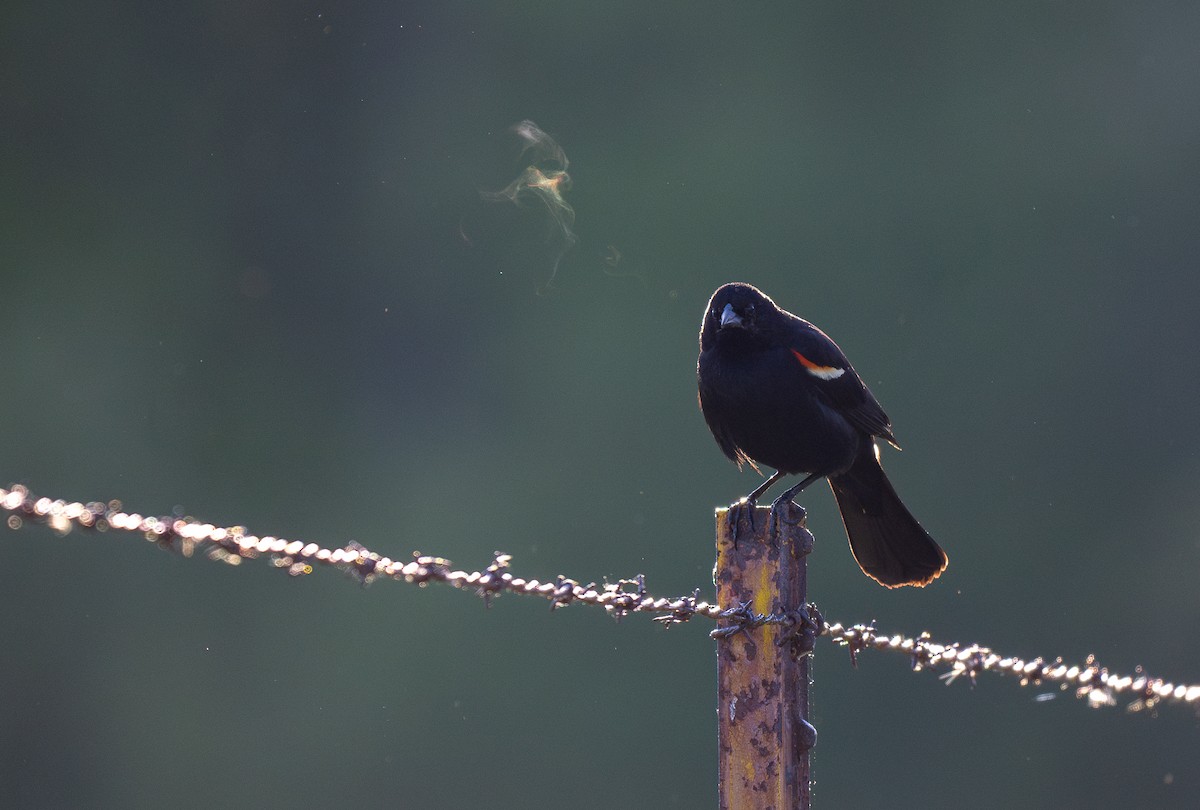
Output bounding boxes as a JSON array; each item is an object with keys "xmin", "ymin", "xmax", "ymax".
[{"xmin": 716, "ymin": 504, "xmax": 816, "ymax": 809}]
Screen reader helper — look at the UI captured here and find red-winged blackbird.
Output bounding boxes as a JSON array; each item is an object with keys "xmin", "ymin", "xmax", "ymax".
[{"xmin": 697, "ymin": 282, "xmax": 948, "ymax": 588}]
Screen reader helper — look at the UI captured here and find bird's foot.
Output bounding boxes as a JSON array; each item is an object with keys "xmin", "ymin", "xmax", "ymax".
[
  {"xmin": 767, "ymin": 494, "xmax": 806, "ymax": 541},
  {"xmin": 726, "ymin": 498, "xmax": 758, "ymax": 548}
]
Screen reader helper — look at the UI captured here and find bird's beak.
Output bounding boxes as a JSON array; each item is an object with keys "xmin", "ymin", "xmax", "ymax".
[{"xmin": 719, "ymin": 303, "xmax": 743, "ymax": 328}]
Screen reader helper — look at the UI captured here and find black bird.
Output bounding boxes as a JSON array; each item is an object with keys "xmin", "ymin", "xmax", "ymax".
[{"xmin": 697, "ymin": 282, "xmax": 947, "ymax": 588}]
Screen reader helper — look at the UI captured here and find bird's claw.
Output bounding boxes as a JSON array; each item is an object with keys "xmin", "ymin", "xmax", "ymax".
[
  {"xmin": 726, "ymin": 498, "xmax": 758, "ymax": 548},
  {"xmin": 767, "ymin": 495, "xmax": 805, "ymax": 540},
  {"xmin": 728, "ymin": 495, "xmax": 805, "ymax": 547}
]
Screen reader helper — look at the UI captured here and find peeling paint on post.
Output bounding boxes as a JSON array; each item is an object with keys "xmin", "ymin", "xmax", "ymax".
[{"xmin": 716, "ymin": 504, "xmax": 815, "ymax": 810}]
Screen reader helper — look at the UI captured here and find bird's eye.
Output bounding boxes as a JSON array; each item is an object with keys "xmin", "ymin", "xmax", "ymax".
[{"xmin": 745, "ymin": 304, "xmax": 756, "ymax": 318}]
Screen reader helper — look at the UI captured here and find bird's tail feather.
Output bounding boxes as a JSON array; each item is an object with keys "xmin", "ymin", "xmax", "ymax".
[{"xmin": 827, "ymin": 442, "xmax": 948, "ymax": 588}]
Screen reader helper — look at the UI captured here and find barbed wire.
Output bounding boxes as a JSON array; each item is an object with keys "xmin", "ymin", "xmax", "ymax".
[{"xmin": 3, "ymin": 483, "xmax": 1198, "ymax": 715}]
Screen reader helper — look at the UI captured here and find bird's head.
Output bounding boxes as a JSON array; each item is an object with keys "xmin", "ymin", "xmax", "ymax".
[{"xmin": 700, "ymin": 282, "xmax": 782, "ymax": 350}]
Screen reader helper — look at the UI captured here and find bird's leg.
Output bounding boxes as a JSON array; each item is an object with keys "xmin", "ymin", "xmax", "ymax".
[
  {"xmin": 768, "ymin": 473, "xmax": 823, "ymax": 538},
  {"xmin": 728, "ymin": 470, "xmax": 786, "ymax": 546}
]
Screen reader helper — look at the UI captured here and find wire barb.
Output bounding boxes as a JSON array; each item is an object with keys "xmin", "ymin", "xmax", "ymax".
[
  {"xmin": 777, "ymin": 604, "xmax": 823, "ymax": 658},
  {"xmin": 3, "ymin": 483, "xmax": 1198, "ymax": 713},
  {"xmin": 823, "ymin": 621, "xmax": 1200, "ymax": 713}
]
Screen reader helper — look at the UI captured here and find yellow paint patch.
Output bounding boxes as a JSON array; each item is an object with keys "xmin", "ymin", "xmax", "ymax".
[{"xmin": 754, "ymin": 565, "xmax": 772, "ymax": 616}]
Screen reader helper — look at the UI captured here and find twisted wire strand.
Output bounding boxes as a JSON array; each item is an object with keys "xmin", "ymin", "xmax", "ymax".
[{"xmin": 3, "ymin": 483, "xmax": 1197, "ymax": 713}]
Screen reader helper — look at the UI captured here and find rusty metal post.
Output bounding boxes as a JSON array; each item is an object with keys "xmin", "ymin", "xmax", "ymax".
[{"xmin": 716, "ymin": 503, "xmax": 816, "ymax": 809}]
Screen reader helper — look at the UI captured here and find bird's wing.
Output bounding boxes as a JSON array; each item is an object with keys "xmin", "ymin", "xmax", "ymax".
[{"xmin": 787, "ymin": 323, "xmax": 899, "ymax": 446}]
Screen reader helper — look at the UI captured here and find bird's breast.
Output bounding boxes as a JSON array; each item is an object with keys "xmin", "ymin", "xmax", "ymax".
[{"xmin": 700, "ymin": 345, "xmax": 860, "ymax": 475}]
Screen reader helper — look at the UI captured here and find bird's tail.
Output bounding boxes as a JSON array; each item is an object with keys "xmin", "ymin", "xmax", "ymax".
[{"xmin": 827, "ymin": 441, "xmax": 948, "ymax": 588}]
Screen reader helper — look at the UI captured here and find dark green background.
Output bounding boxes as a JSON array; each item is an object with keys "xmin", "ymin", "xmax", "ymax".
[{"xmin": 4, "ymin": 2, "xmax": 1199, "ymax": 807}]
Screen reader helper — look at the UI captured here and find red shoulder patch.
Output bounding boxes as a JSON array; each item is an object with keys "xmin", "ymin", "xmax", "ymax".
[{"xmin": 790, "ymin": 349, "xmax": 845, "ymax": 380}]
